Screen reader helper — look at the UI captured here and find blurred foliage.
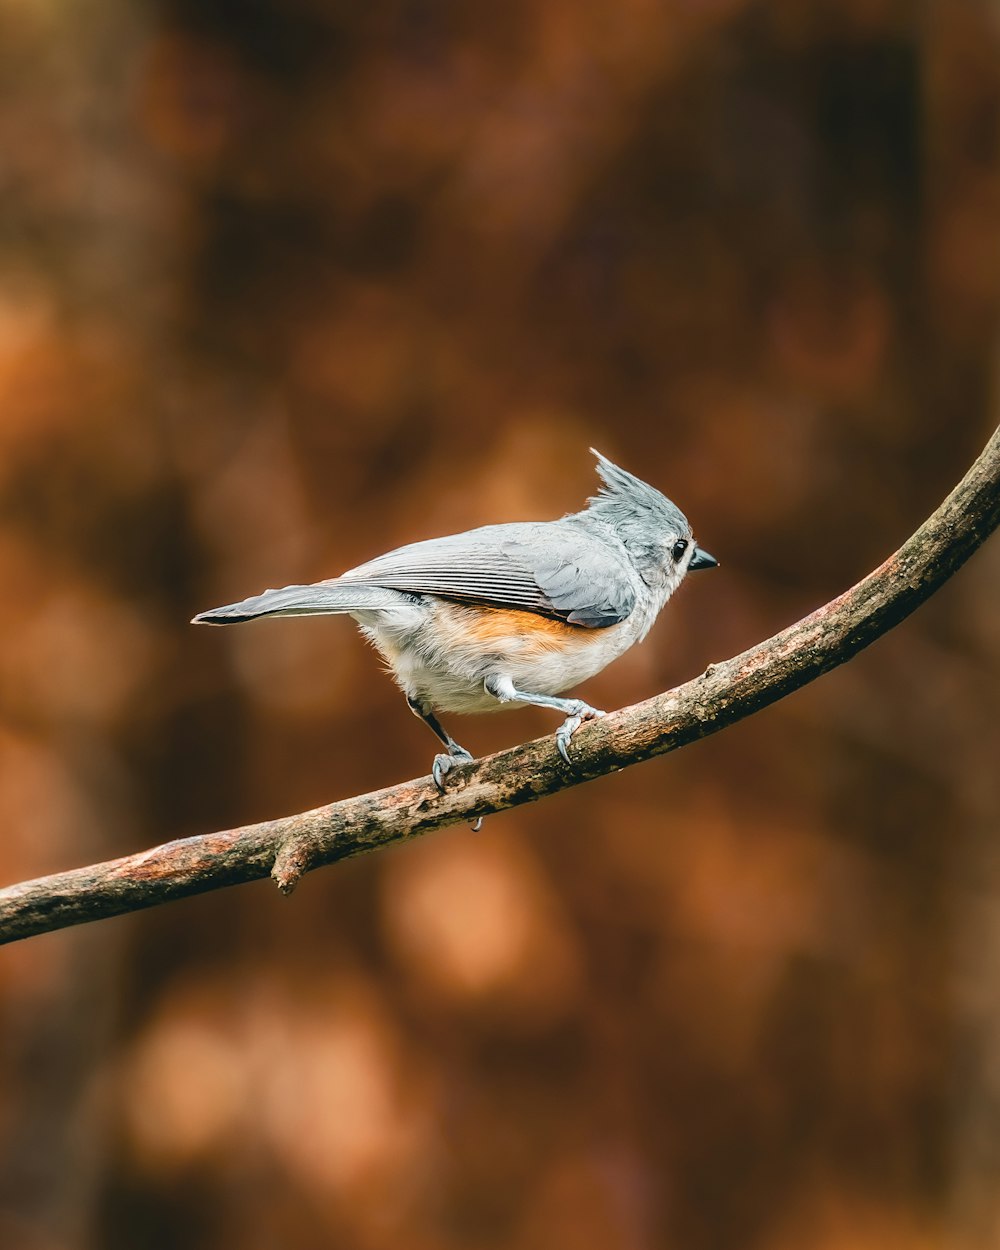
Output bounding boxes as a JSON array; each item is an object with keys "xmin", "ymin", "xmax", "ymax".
[{"xmin": 1, "ymin": 1, "xmax": 999, "ymax": 1248}]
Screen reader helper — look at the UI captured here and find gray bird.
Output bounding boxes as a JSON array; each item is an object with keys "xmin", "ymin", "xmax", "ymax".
[{"xmin": 193, "ymin": 450, "xmax": 717, "ymax": 787}]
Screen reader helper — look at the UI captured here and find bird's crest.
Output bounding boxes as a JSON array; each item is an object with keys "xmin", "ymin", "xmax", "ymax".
[{"xmin": 586, "ymin": 448, "xmax": 690, "ymax": 537}]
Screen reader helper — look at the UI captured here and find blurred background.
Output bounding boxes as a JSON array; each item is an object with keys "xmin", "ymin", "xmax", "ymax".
[{"xmin": 1, "ymin": 1, "xmax": 999, "ymax": 1247}]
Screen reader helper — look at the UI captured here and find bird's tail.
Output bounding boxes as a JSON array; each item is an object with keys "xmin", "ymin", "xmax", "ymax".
[{"xmin": 191, "ymin": 581, "xmax": 407, "ymax": 625}]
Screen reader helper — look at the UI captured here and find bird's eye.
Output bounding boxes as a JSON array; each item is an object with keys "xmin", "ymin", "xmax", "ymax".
[{"xmin": 671, "ymin": 539, "xmax": 689, "ymax": 561}]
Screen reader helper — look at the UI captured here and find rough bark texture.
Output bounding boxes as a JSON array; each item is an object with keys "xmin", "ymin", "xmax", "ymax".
[{"xmin": 2, "ymin": 424, "xmax": 998, "ymax": 946}]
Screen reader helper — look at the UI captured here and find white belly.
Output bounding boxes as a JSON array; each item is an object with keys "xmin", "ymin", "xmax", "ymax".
[{"xmin": 353, "ymin": 597, "xmax": 655, "ymax": 716}]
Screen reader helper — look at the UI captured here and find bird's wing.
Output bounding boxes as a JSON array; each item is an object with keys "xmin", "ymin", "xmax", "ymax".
[{"xmin": 337, "ymin": 522, "xmax": 637, "ymax": 628}]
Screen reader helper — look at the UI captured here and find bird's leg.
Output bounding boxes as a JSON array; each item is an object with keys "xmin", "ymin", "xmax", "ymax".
[
  {"xmin": 406, "ymin": 696, "xmax": 475, "ymax": 794},
  {"xmin": 483, "ymin": 676, "xmax": 605, "ymax": 765}
]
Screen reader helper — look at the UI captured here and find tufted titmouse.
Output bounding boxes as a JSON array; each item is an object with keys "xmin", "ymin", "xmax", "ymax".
[{"xmin": 193, "ymin": 450, "xmax": 717, "ymax": 787}]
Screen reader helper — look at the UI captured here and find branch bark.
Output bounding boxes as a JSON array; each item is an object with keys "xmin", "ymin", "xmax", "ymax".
[{"xmin": 3, "ymin": 426, "xmax": 999, "ymax": 946}]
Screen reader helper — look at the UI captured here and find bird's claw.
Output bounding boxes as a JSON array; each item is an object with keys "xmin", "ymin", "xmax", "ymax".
[
  {"xmin": 432, "ymin": 746, "xmax": 475, "ymax": 794},
  {"xmin": 432, "ymin": 746, "xmax": 481, "ymax": 830},
  {"xmin": 556, "ymin": 703, "xmax": 605, "ymax": 765}
]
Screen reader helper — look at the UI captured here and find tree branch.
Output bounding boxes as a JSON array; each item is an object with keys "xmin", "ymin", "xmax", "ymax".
[{"xmin": 3, "ymin": 426, "xmax": 999, "ymax": 946}]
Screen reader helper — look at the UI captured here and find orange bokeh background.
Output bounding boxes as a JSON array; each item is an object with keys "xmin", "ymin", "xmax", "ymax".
[{"xmin": 1, "ymin": 3, "xmax": 999, "ymax": 1248}]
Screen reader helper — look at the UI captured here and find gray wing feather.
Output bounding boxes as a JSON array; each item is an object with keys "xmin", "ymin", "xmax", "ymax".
[{"xmin": 337, "ymin": 522, "xmax": 636, "ymax": 628}]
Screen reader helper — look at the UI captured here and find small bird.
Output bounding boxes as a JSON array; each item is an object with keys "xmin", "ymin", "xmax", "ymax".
[{"xmin": 193, "ymin": 450, "xmax": 717, "ymax": 787}]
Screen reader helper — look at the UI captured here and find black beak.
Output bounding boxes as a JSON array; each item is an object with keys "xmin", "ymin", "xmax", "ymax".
[{"xmin": 688, "ymin": 546, "xmax": 718, "ymax": 571}]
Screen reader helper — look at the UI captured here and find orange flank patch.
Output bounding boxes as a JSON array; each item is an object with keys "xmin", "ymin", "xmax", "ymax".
[{"xmin": 431, "ymin": 601, "xmax": 615, "ymax": 656}]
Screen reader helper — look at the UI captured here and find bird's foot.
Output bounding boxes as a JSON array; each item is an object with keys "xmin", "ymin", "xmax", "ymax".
[
  {"xmin": 556, "ymin": 702, "xmax": 605, "ymax": 765},
  {"xmin": 432, "ymin": 745, "xmax": 475, "ymax": 794}
]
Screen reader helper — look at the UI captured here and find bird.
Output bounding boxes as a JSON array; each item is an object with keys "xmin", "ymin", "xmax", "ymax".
[{"xmin": 192, "ymin": 449, "xmax": 717, "ymax": 788}]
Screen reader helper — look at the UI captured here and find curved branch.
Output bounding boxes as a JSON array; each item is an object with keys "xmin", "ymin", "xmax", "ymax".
[{"xmin": 2, "ymin": 426, "xmax": 999, "ymax": 946}]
